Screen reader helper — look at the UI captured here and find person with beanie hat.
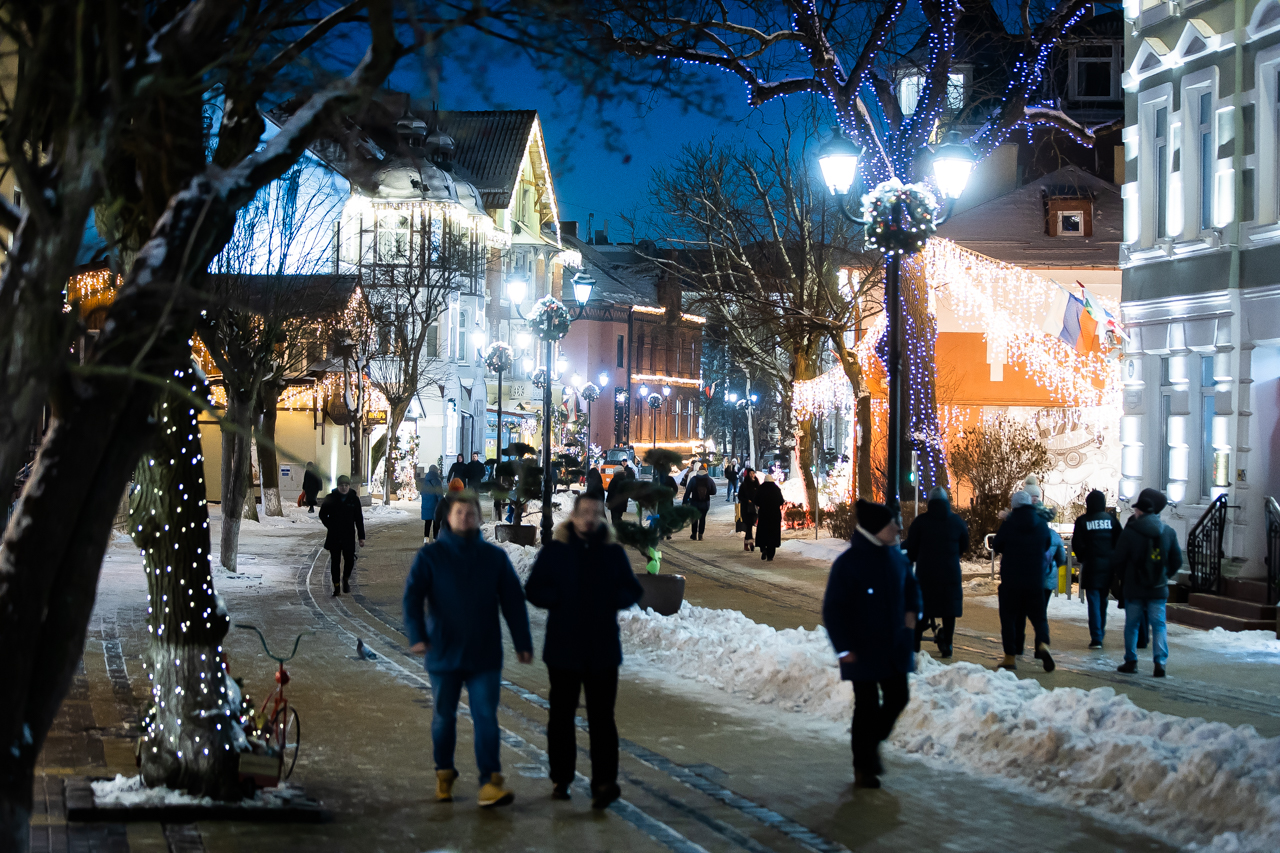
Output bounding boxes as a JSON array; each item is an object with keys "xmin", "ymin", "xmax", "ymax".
[
  {"xmin": 822, "ymin": 499, "xmax": 921, "ymax": 789},
  {"xmin": 905, "ymin": 487, "xmax": 969, "ymax": 658},
  {"xmin": 1071, "ymin": 490, "xmax": 1122, "ymax": 648},
  {"xmin": 319, "ymin": 474, "xmax": 365, "ymax": 596},
  {"xmin": 1112, "ymin": 487, "xmax": 1182, "ymax": 677},
  {"xmin": 1022, "ymin": 474, "xmax": 1043, "ymax": 502},
  {"xmin": 991, "ymin": 490, "xmax": 1055, "ymax": 672}
]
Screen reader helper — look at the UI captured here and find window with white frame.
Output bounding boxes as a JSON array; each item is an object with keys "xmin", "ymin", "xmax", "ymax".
[
  {"xmin": 1155, "ymin": 105, "xmax": 1170, "ymax": 239},
  {"xmin": 898, "ymin": 73, "xmax": 966, "ymax": 115},
  {"xmin": 1197, "ymin": 90, "xmax": 1215, "ymax": 232},
  {"xmin": 1070, "ymin": 43, "xmax": 1120, "ymax": 101},
  {"xmin": 1138, "ymin": 86, "xmax": 1173, "ymax": 246}
]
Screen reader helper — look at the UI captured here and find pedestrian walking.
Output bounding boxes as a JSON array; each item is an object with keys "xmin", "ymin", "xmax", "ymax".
[
  {"xmin": 318, "ymin": 475, "xmax": 365, "ymax": 596},
  {"xmin": 606, "ymin": 465, "xmax": 633, "ymax": 528},
  {"xmin": 420, "ymin": 465, "xmax": 444, "ymax": 543},
  {"xmin": 301, "ymin": 462, "xmax": 322, "ymax": 513},
  {"xmin": 465, "ymin": 451, "xmax": 486, "ymax": 492},
  {"xmin": 724, "ymin": 458, "xmax": 739, "ymax": 502},
  {"xmin": 737, "ymin": 469, "xmax": 759, "ymax": 551},
  {"xmin": 524, "ymin": 493, "xmax": 643, "ymax": 808},
  {"xmin": 991, "ymin": 491, "xmax": 1055, "ymax": 672},
  {"xmin": 904, "ymin": 487, "xmax": 968, "ymax": 659},
  {"xmin": 435, "ymin": 478, "xmax": 466, "ymax": 535},
  {"xmin": 1114, "ymin": 488, "xmax": 1183, "ymax": 677},
  {"xmin": 682, "ymin": 463, "xmax": 717, "ymax": 540},
  {"xmin": 446, "ymin": 453, "xmax": 468, "ymax": 485},
  {"xmin": 585, "ymin": 466, "xmax": 605, "ymax": 498},
  {"xmin": 1071, "ymin": 490, "xmax": 1121, "ymax": 649},
  {"xmin": 402, "ymin": 492, "xmax": 534, "ymax": 808},
  {"xmin": 822, "ymin": 500, "xmax": 921, "ymax": 789},
  {"xmin": 753, "ymin": 474, "xmax": 784, "ymax": 561}
]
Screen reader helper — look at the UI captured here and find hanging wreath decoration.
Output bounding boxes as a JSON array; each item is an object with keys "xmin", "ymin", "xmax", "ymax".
[
  {"xmin": 860, "ymin": 178, "xmax": 938, "ymax": 256},
  {"xmin": 531, "ymin": 367, "xmax": 549, "ymax": 389},
  {"xmin": 646, "ymin": 393, "xmax": 663, "ymax": 411},
  {"xmin": 581, "ymin": 382, "xmax": 600, "ymax": 403},
  {"xmin": 483, "ymin": 341, "xmax": 513, "ymax": 375},
  {"xmin": 529, "ymin": 295, "xmax": 573, "ymax": 342}
]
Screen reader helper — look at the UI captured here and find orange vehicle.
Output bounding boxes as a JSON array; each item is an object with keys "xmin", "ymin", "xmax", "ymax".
[{"xmin": 600, "ymin": 447, "xmax": 636, "ymax": 488}]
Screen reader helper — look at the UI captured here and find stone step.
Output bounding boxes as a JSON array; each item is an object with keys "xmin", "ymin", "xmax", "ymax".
[
  {"xmin": 1186, "ymin": 593, "xmax": 1277, "ymax": 621},
  {"xmin": 1222, "ymin": 577, "xmax": 1272, "ymax": 604},
  {"xmin": 1165, "ymin": 603, "xmax": 1276, "ymax": 634}
]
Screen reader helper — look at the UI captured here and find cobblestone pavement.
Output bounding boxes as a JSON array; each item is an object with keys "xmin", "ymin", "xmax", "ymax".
[{"xmin": 32, "ymin": 499, "xmax": 1185, "ymax": 852}]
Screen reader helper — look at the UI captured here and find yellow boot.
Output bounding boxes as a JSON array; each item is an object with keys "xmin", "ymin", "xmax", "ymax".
[
  {"xmin": 435, "ymin": 768, "xmax": 458, "ymax": 802},
  {"xmin": 478, "ymin": 772, "xmax": 514, "ymax": 808},
  {"xmin": 998, "ymin": 654, "xmax": 1017, "ymax": 670}
]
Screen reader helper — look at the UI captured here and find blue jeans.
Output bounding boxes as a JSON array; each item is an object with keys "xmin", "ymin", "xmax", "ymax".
[
  {"xmin": 428, "ymin": 668, "xmax": 502, "ymax": 779},
  {"xmin": 1123, "ymin": 599, "xmax": 1168, "ymax": 665},
  {"xmin": 1085, "ymin": 589, "xmax": 1108, "ymax": 645},
  {"xmin": 726, "ymin": 480, "xmax": 737, "ymax": 501}
]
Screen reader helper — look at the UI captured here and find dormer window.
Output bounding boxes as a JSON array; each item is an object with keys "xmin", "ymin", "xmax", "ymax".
[
  {"xmin": 1058, "ymin": 211, "xmax": 1084, "ymax": 235},
  {"xmin": 1069, "ymin": 43, "xmax": 1120, "ymax": 101},
  {"xmin": 1047, "ymin": 197, "xmax": 1093, "ymax": 237}
]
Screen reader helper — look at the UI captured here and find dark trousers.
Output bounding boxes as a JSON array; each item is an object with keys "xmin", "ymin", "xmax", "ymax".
[
  {"xmin": 999, "ymin": 585, "xmax": 1050, "ymax": 656},
  {"xmin": 329, "ymin": 547, "xmax": 355, "ymax": 586},
  {"xmin": 689, "ymin": 503, "xmax": 708, "ymax": 537},
  {"xmin": 915, "ymin": 614, "xmax": 956, "ymax": 654},
  {"xmin": 851, "ymin": 675, "xmax": 909, "ymax": 774},
  {"xmin": 610, "ymin": 506, "xmax": 625, "ymax": 527},
  {"xmin": 1014, "ymin": 589, "xmax": 1053, "ymax": 652},
  {"xmin": 547, "ymin": 666, "xmax": 620, "ymax": 789}
]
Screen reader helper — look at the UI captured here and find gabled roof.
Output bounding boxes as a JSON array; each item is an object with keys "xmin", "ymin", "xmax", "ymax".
[
  {"xmin": 935, "ymin": 165, "xmax": 1121, "ymax": 268},
  {"xmin": 439, "ymin": 110, "xmax": 540, "ymax": 210},
  {"xmin": 562, "ymin": 233, "xmax": 659, "ymax": 306}
]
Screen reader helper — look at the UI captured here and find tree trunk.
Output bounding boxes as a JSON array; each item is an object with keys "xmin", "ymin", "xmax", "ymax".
[
  {"xmin": 242, "ymin": 432, "xmax": 260, "ymax": 522},
  {"xmin": 900, "ymin": 255, "xmax": 948, "ymax": 494},
  {"xmin": 131, "ymin": 382, "xmax": 243, "ymax": 798},
  {"xmin": 384, "ymin": 401, "xmax": 410, "ymax": 506},
  {"xmin": 219, "ymin": 393, "xmax": 253, "ymax": 572},
  {"xmin": 744, "ymin": 375, "xmax": 757, "ymax": 469},
  {"xmin": 259, "ymin": 394, "xmax": 283, "ymax": 517},
  {"xmin": 857, "ymin": 395, "xmax": 874, "ymax": 500},
  {"xmin": 791, "ymin": 349, "xmax": 821, "ymax": 529}
]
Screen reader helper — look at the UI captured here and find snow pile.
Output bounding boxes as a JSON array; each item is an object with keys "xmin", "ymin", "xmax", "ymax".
[
  {"xmin": 1176, "ymin": 627, "xmax": 1280, "ymax": 657},
  {"xmin": 620, "ymin": 602, "xmax": 1280, "ymax": 851},
  {"xmin": 777, "ymin": 538, "xmax": 848, "ymax": 563},
  {"xmin": 90, "ymin": 774, "xmax": 310, "ymax": 809},
  {"xmin": 620, "ymin": 605, "xmax": 852, "ymax": 720},
  {"xmin": 496, "ymin": 541, "xmax": 539, "ymax": 582}
]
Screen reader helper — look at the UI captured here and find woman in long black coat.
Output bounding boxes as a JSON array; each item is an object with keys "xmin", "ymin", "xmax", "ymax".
[
  {"xmin": 737, "ymin": 469, "xmax": 760, "ymax": 550},
  {"xmin": 904, "ymin": 487, "xmax": 969, "ymax": 658},
  {"xmin": 753, "ymin": 474, "xmax": 785, "ymax": 561}
]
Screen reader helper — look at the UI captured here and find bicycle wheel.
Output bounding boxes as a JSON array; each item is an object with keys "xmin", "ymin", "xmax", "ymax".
[{"xmin": 270, "ymin": 706, "xmax": 301, "ymax": 779}]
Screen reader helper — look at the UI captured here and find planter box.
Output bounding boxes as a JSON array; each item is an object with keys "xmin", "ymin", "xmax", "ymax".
[
  {"xmin": 495, "ymin": 524, "xmax": 538, "ymax": 546},
  {"xmin": 636, "ymin": 572, "xmax": 685, "ymax": 616}
]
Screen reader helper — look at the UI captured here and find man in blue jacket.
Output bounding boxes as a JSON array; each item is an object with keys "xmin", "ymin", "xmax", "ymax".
[
  {"xmin": 822, "ymin": 499, "xmax": 921, "ymax": 789},
  {"xmin": 525, "ymin": 492, "xmax": 643, "ymax": 809},
  {"xmin": 992, "ymin": 491, "xmax": 1055, "ymax": 672},
  {"xmin": 1113, "ymin": 488, "xmax": 1183, "ymax": 677},
  {"xmin": 403, "ymin": 492, "xmax": 534, "ymax": 808}
]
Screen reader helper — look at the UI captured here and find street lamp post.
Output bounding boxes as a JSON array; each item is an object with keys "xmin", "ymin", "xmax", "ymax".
[
  {"xmin": 647, "ymin": 393, "xmax": 662, "ymax": 448},
  {"xmin": 817, "ymin": 127, "xmax": 974, "ymax": 516}
]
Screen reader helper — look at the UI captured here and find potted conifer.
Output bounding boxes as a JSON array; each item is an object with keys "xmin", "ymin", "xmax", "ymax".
[{"xmin": 613, "ymin": 448, "xmax": 697, "ymax": 615}]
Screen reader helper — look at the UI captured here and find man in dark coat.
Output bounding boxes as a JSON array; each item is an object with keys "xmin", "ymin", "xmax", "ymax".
[
  {"xmin": 905, "ymin": 487, "xmax": 969, "ymax": 659},
  {"xmin": 403, "ymin": 492, "xmax": 534, "ymax": 808},
  {"xmin": 301, "ymin": 462, "xmax": 322, "ymax": 513},
  {"xmin": 446, "ymin": 453, "xmax": 468, "ymax": 485},
  {"xmin": 682, "ymin": 464, "xmax": 717, "ymax": 540},
  {"xmin": 606, "ymin": 465, "xmax": 633, "ymax": 527},
  {"xmin": 464, "ymin": 451, "xmax": 486, "ymax": 491},
  {"xmin": 524, "ymin": 492, "xmax": 643, "ymax": 809},
  {"xmin": 753, "ymin": 474, "xmax": 785, "ymax": 561},
  {"xmin": 1071, "ymin": 489, "xmax": 1122, "ymax": 649},
  {"xmin": 318, "ymin": 475, "xmax": 365, "ymax": 596},
  {"xmin": 737, "ymin": 469, "xmax": 759, "ymax": 550},
  {"xmin": 991, "ymin": 491, "xmax": 1054, "ymax": 672},
  {"xmin": 724, "ymin": 458, "xmax": 739, "ymax": 502},
  {"xmin": 822, "ymin": 499, "xmax": 921, "ymax": 789},
  {"xmin": 1113, "ymin": 488, "xmax": 1183, "ymax": 677}
]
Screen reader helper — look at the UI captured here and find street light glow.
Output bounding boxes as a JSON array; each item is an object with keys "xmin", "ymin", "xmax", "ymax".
[
  {"xmin": 818, "ymin": 127, "xmax": 863, "ymax": 196},
  {"xmin": 639, "ymin": 384, "xmax": 649, "ymax": 397},
  {"xmin": 728, "ymin": 392, "xmax": 738, "ymax": 403},
  {"xmin": 555, "ymin": 353, "xmax": 569, "ymax": 375},
  {"xmin": 506, "ymin": 276, "xmax": 528, "ymax": 304},
  {"xmin": 515, "ymin": 330, "xmax": 531, "ymax": 349},
  {"xmin": 598, "ymin": 371, "xmax": 609, "ymax": 387},
  {"xmin": 932, "ymin": 130, "xmax": 976, "ymax": 200},
  {"xmin": 571, "ymin": 272, "xmax": 596, "ymax": 307},
  {"xmin": 662, "ymin": 384, "xmax": 671, "ymax": 397}
]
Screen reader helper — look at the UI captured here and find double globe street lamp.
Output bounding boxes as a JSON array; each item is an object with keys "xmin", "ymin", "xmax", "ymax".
[
  {"xmin": 817, "ymin": 127, "xmax": 975, "ymax": 515},
  {"xmin": 506, "ymin": 270, "xmax": 596, "ymax": 544}
]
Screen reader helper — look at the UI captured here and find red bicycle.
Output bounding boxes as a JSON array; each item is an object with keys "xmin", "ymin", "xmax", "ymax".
[{"xmin": 236, "ymin": 623, "xmax": 304, "ymax": 783}]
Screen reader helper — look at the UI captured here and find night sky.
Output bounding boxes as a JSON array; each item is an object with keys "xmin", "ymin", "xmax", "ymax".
[{"xmin": 387, "ymin": 54, "xmax": 801, "ymax": 242}]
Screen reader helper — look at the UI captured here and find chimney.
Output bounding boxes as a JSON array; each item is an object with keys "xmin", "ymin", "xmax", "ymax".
[
  {"xmin": 559, "ymin": 220, "xmax": 578, "ymax": 239},
  {"xmin": 588, "ymin": 213, "xmax": 595, "ymax": 245},
  {"xmin": 595, "ymin": 219, "xmax": 610, "ymax": 245}
]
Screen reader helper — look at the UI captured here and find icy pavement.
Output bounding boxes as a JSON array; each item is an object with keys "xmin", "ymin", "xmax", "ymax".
[{"xmin": 620, "ymin": 603, "xmax": 1280, "ymax": 852}]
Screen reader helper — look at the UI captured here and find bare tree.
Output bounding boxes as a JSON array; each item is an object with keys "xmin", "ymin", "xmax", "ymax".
[
  {"xmin": 645, "ymin": 124, "xmax": 879, "ymax": 519},
  {"xmin": 346, "ymin": 205, "xmax": 487, "ymax": 504}
]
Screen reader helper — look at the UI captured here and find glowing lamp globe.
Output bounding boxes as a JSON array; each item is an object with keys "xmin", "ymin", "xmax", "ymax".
[
  {"xmin": 931, "ymin": 131, "xmax": 976, "ymax": 200},
  {"xmin": 506, "ymin": 276, "xmax": 528, "ymax": 304},
  {"xmin": 639, "ymin": 384, "xmax": 649, "ymax": 397},
  {"xmin": 570, "ymin": 272, "xmax": 595, "ymax": 307},
  {"xmin": 818, "ymin": 128, "xmax": 863, "ymax": 196},
  {"xmin": 598, "ymin": 371, "xmax": 609, "ymax": 387}
]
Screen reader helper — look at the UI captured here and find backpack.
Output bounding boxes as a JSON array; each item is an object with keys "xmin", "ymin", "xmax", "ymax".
[
  {"xmin": 1136, "ymin": 532, "xmax": 1168, "ymax": 588},
  {"xmin": 694, "ymin": 479, "xmax": 709, "ymax": 502}
]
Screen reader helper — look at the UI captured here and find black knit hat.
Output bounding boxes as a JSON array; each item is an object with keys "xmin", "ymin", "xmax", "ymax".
[
  {"xmin": 1085, "ymin": 489, "xmax": 1106, "ymax": 513},
  {"xmin": 855, "ymin": 499, "xmax": 894, "ymax": 535},
  {"xmin": 1134, "ymin": 487, "xmax": 1168, "ymax": 515}
]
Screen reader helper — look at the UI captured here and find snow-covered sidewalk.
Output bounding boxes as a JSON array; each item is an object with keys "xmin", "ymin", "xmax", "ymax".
[{"xmin": 619, "ymin": 603, "xmax": 1280, "ymax": 852}]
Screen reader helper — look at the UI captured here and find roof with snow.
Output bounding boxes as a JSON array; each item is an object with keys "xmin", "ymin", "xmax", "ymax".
[
  {"xmin": 562, "ymin": 233, "xmax": 659, "ymax": 306},
  {"xmin": 438, "ymin": 111, "xmax": 540, "ymax": 211},
  {"xmin": 934, "ymin": 165, "xmax": 1121, "ymax": 268}
]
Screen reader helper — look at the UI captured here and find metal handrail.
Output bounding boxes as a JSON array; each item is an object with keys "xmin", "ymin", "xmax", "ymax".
[
  {"xmin": 1187, "ymin": 494, "xmax": 1228, "ymax": 594},
  {"xmin": 1265, "ymin": 497, "xmax": 1280, "ymax": 606}
]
